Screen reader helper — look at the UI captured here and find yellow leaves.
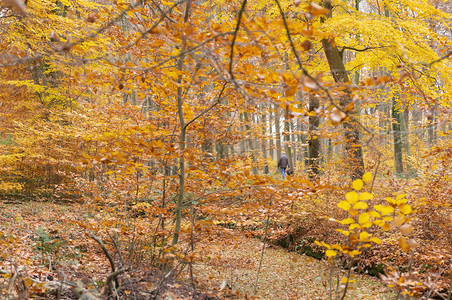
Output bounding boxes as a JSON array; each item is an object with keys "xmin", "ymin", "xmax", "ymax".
[
  {"xmin": 349, "ymin": 223, "xmax": 360, "ymax": 230},
  {"xmin": 340, "ymin": 277, "xmax": 356, "ymax": 284},
  {"xmin": 399, "ymin": 204, "xmax": 412, "ymax": 215},
  {"xmin": 340, "ymin": 277, "xmax": 348, "ymax": 284},
  {"xmin": 325, "ymin": 249, "xmax": 337, "ymax": 257},
  {"xmin": 352, "ymin": 179, "xmax": 363, "ymax": 191},
  {"xmin": 362, "ymin": 172, "xmax": 372, "ymax": 182},
  {"xmin": 348, "ymin": 250, "xmax": 361, "ymax": 257},
  {"xmin": 358, "ymin": 212, "xmax": 370, "ymax": 224},
  {"xmin": 340, "ymin": 217, "xmax": 355, "ymax": 225},
  {"xmin": 353, "ymin": 201, "xmax": 368, "ymax": 210},
  {"xmin": 369, "ymin": 237, "xmax": 382, "ymax": 244},
  {"xmin": 385, "ymin": 197, "xmax": 396, "ymax": 206},
  {"xmin": 398, "ymin": 237, "xmax": 411, "ymax": 251},
  {"xmin": 374, "ymin": 204, "xmax": 394, "ymax": 216},
  {"xmin": 345, "ymin": 191, "xmax": 359, "ymax": 204},
  {"xmin": 369, "ymin": 211, "xmax": 381, "ymax": 218},
  {"xmin": 337, "ymin": 200, "xmax": 351, "ymax": 211},
  {"xmin": 359, "ymin": 192, "xmax": 373, "ymax": 201},
  {"xmin": 336, "ymin": 229, "xmax": 350, "ymax": 236},
  {"xmin": 359, "ymin": 231, "xmax": 369, "ymax": 241}
]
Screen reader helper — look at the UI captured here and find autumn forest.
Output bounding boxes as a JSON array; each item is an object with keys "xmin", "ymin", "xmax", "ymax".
[{"xmin": 0, "ymin": 0, "xmax": 451, "ymax": 298}]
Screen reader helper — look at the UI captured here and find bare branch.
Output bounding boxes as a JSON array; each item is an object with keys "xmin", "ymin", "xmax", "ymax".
[{"xmin": 228, "ymin": 0, "xmax": 248, "ymax": 82}]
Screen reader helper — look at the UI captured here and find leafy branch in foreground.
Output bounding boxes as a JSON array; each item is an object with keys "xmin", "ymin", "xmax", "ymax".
[{"xmin": 316, "ymin": 172, "xmax": 421, "ymax": 299}]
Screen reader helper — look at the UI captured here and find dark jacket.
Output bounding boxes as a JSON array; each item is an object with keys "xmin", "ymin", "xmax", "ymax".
[{"xmin": 278, "ymin": 155, "xmax": 289, "ymax": 168}]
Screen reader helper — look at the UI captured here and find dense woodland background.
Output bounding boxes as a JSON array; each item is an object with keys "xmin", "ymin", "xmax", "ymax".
[{"xmin": 0, "ymin": 0, "xmax": 451, "ymax": 298}]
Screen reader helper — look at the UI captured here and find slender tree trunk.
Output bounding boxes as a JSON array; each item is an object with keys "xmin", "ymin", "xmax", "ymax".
[
  {"xmin": 427, "ymin": 107, "xmax": 436, "ymax": 145},
  {"xmin": 269, "ymin": 109, "xmax": 274, "ymax": 160},
  {"xmin": 284, "ymin": 114, "xmax": 294, "ymax": 170},
  {"xmin": 291, "ymin": 120, "xmax": 296, "ymax": 171},
  {"xmin": 239, "ymin": 113, "xmax": 246, "ymax": 154},
  {"xmin": 261, "ymin": 112, "xmax": 269, "ymax": 174},
  {"xmin": 244, "ymin": 112, "xmax": 258, "ymax": 175},
  {"xmin": 172, "ymin": 0, "xmax": 191, "ymax": 246},
  {"xmin": 307, "ymin": 95, "xmax": 320, "ymax": 179},
  {"xmin": 401, "ymin": 106, "xmax": 416, "ymax": 177},
  {"xmin": 392, "ymin": 96, "xmax": 404, "ymax": 176},
  {"xmin": 321, "ymin": 0, "xmax": 365, "ymax": 179},
  {"xmin": 275, "ymin": 104, "xmax": 282, "ymax": 161}
]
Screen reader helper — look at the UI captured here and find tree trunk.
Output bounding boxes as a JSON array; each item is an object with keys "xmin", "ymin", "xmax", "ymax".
[
  {"xmin": 392, "ymin": 96, "xmax": 404, "ymax": 176},
  {"xmin": 321, "ymin": 0, "xmax": 365, "ymax": 180},
  {"xmin": 269, "ymin": 109, "xmax": 274, "ymax": 160},
  {"xmin": 261, "ymin": 112, "xmax": 269, "ymax": 174},
  {"xmin": 172, "ymin": 0, "xmax": 191, "ymax": 246},
  {"xmin": 244, "ymin": 112, "xmax": 258, "ymax": 175},
  {"xmin": 307, "ymin": 95, "xmax": 320, "ymax": 179},
  {"xmin": 284, "ymin": 113, "xmax": 294, "ymax": 171},
  {"xmin": 275, "ymin": 104, "xmax": 282, "ymax": 162}
]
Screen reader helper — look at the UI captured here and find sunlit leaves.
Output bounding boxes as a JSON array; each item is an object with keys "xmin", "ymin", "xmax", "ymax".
[
  {"xmin": 325, "ymin": 249, "xmax": 337, "ymax": 257},
  {"xmin": 362, "ymin": 172, "xmax": 372, "ymax": 182},
  {"xmin": 359, "ymin": 192, "xmax": 373, "ymax": 201},
  {"xmin": 358, "ymin": 212, "xmax": 370, "ymax": 224},
  {"xmin": 345, "ymin": 191, "xmax": 359, "ymax": 204},
  {"xmin": 352, "ymin": 201, "xmax": 368, "ymax": 210},
  {"xmin": 338, "ymin": 200, "xmax": 351, "ymax": 211},
  {"xmin": 340, "ymin": 217, "xmax": 355, "ymax": 225},
  {"xmin": 352, "ymin": 179, "xmax": 363, "ymax": 191},
  {"xmin": 399, "ymin": 204, "xmax": 412, "ymax": 215}
]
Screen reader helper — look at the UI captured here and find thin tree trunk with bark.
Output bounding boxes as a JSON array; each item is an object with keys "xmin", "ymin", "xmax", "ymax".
[
  {"xmin": 392, "ymin": 96, "xmax": 404, "ymax": 176},
  {"xmin": 172, "ymin": 0, "xmax": 191, "ymax": 246},
  {"xmin": 244, "ymin": 111, "xmax": 258, "ymax": 175},
  {"xmin": 284, "ymin": 114, "xmax": 294, "ymax": 171},
  {"xmin": 307, "ymin": 95, "xmax": 320, "ymax": 179},
  {"xmin": 275, "ymin": 104, "xmax": 282, "ymax": 163},
  {"xmin": 261, "ymin": 112, "xmax": 269, "ymax": 174},
  {"xmin": 321, "ymin": 0, "xmax": 365, "ymax": 179}
]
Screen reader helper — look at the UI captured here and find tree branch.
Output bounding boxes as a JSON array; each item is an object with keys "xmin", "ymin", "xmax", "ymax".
[
  {"xmin": 228, "ymin": 0, "xmax": 248, "ymax": 82},
  {"xmin": 427, "ymin": 49, "xmax": 452, "ymax": 67},
  {"xmin": 183, "ymin": 82, "xmax": 228, "ymax": 131}
]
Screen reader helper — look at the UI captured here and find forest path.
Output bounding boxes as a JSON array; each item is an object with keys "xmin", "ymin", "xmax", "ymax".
[{"xmin": 194, "ymin": 233, "xmax": 394, "ymax": 299}]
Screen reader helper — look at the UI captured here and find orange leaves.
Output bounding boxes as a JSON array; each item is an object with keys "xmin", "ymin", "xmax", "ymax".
[
  {"xmin": 307, "ymin": 2, "xmax": 329, "ymax": 17},
  {"xmin": 329, "ymin": 108, "xmax": 346, "ymax": 126}
]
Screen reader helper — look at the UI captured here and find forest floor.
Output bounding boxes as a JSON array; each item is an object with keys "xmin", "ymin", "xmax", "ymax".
[{"xmin": 0, "ymin": 200, "xmax": 395, "ymax": 299}]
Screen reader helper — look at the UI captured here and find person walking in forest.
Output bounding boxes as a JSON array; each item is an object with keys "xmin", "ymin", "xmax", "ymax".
[{"xmin": 277, "ymin": 153, "xmax": 289, "ymax": 179}]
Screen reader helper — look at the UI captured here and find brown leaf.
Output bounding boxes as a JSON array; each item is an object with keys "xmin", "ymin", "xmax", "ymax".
[
  {"xmin": 303, "ymin": 77, "xmax": 318, "ymax": 89},
  {"xmin": 309, "ymin": 2, "xmax": 329, "ymax": 16},
  {"xmin": 398, "ymin": 237, "xmax": 410, "ymax": 251},
  {"xmin": 392, "ymin": 215, "xmax": 406, "ymax": 227},
  {"xmin": 399, "ymin": 224, "xmax": 414, "ymax": 236},
  {"xmin": 406, "ymin": 238, "xmax": 419, "ymax": 249},
  {"xmin": 87, "ymin": 13, "xmax": 97, "ymax": 23},
  {"xmin": 329, "ymin": 108, "xmax": 346, "ymax": 125},
  {"xmin": 301, "ymin": 40, "xmax": 312, "ymax": 51}
]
